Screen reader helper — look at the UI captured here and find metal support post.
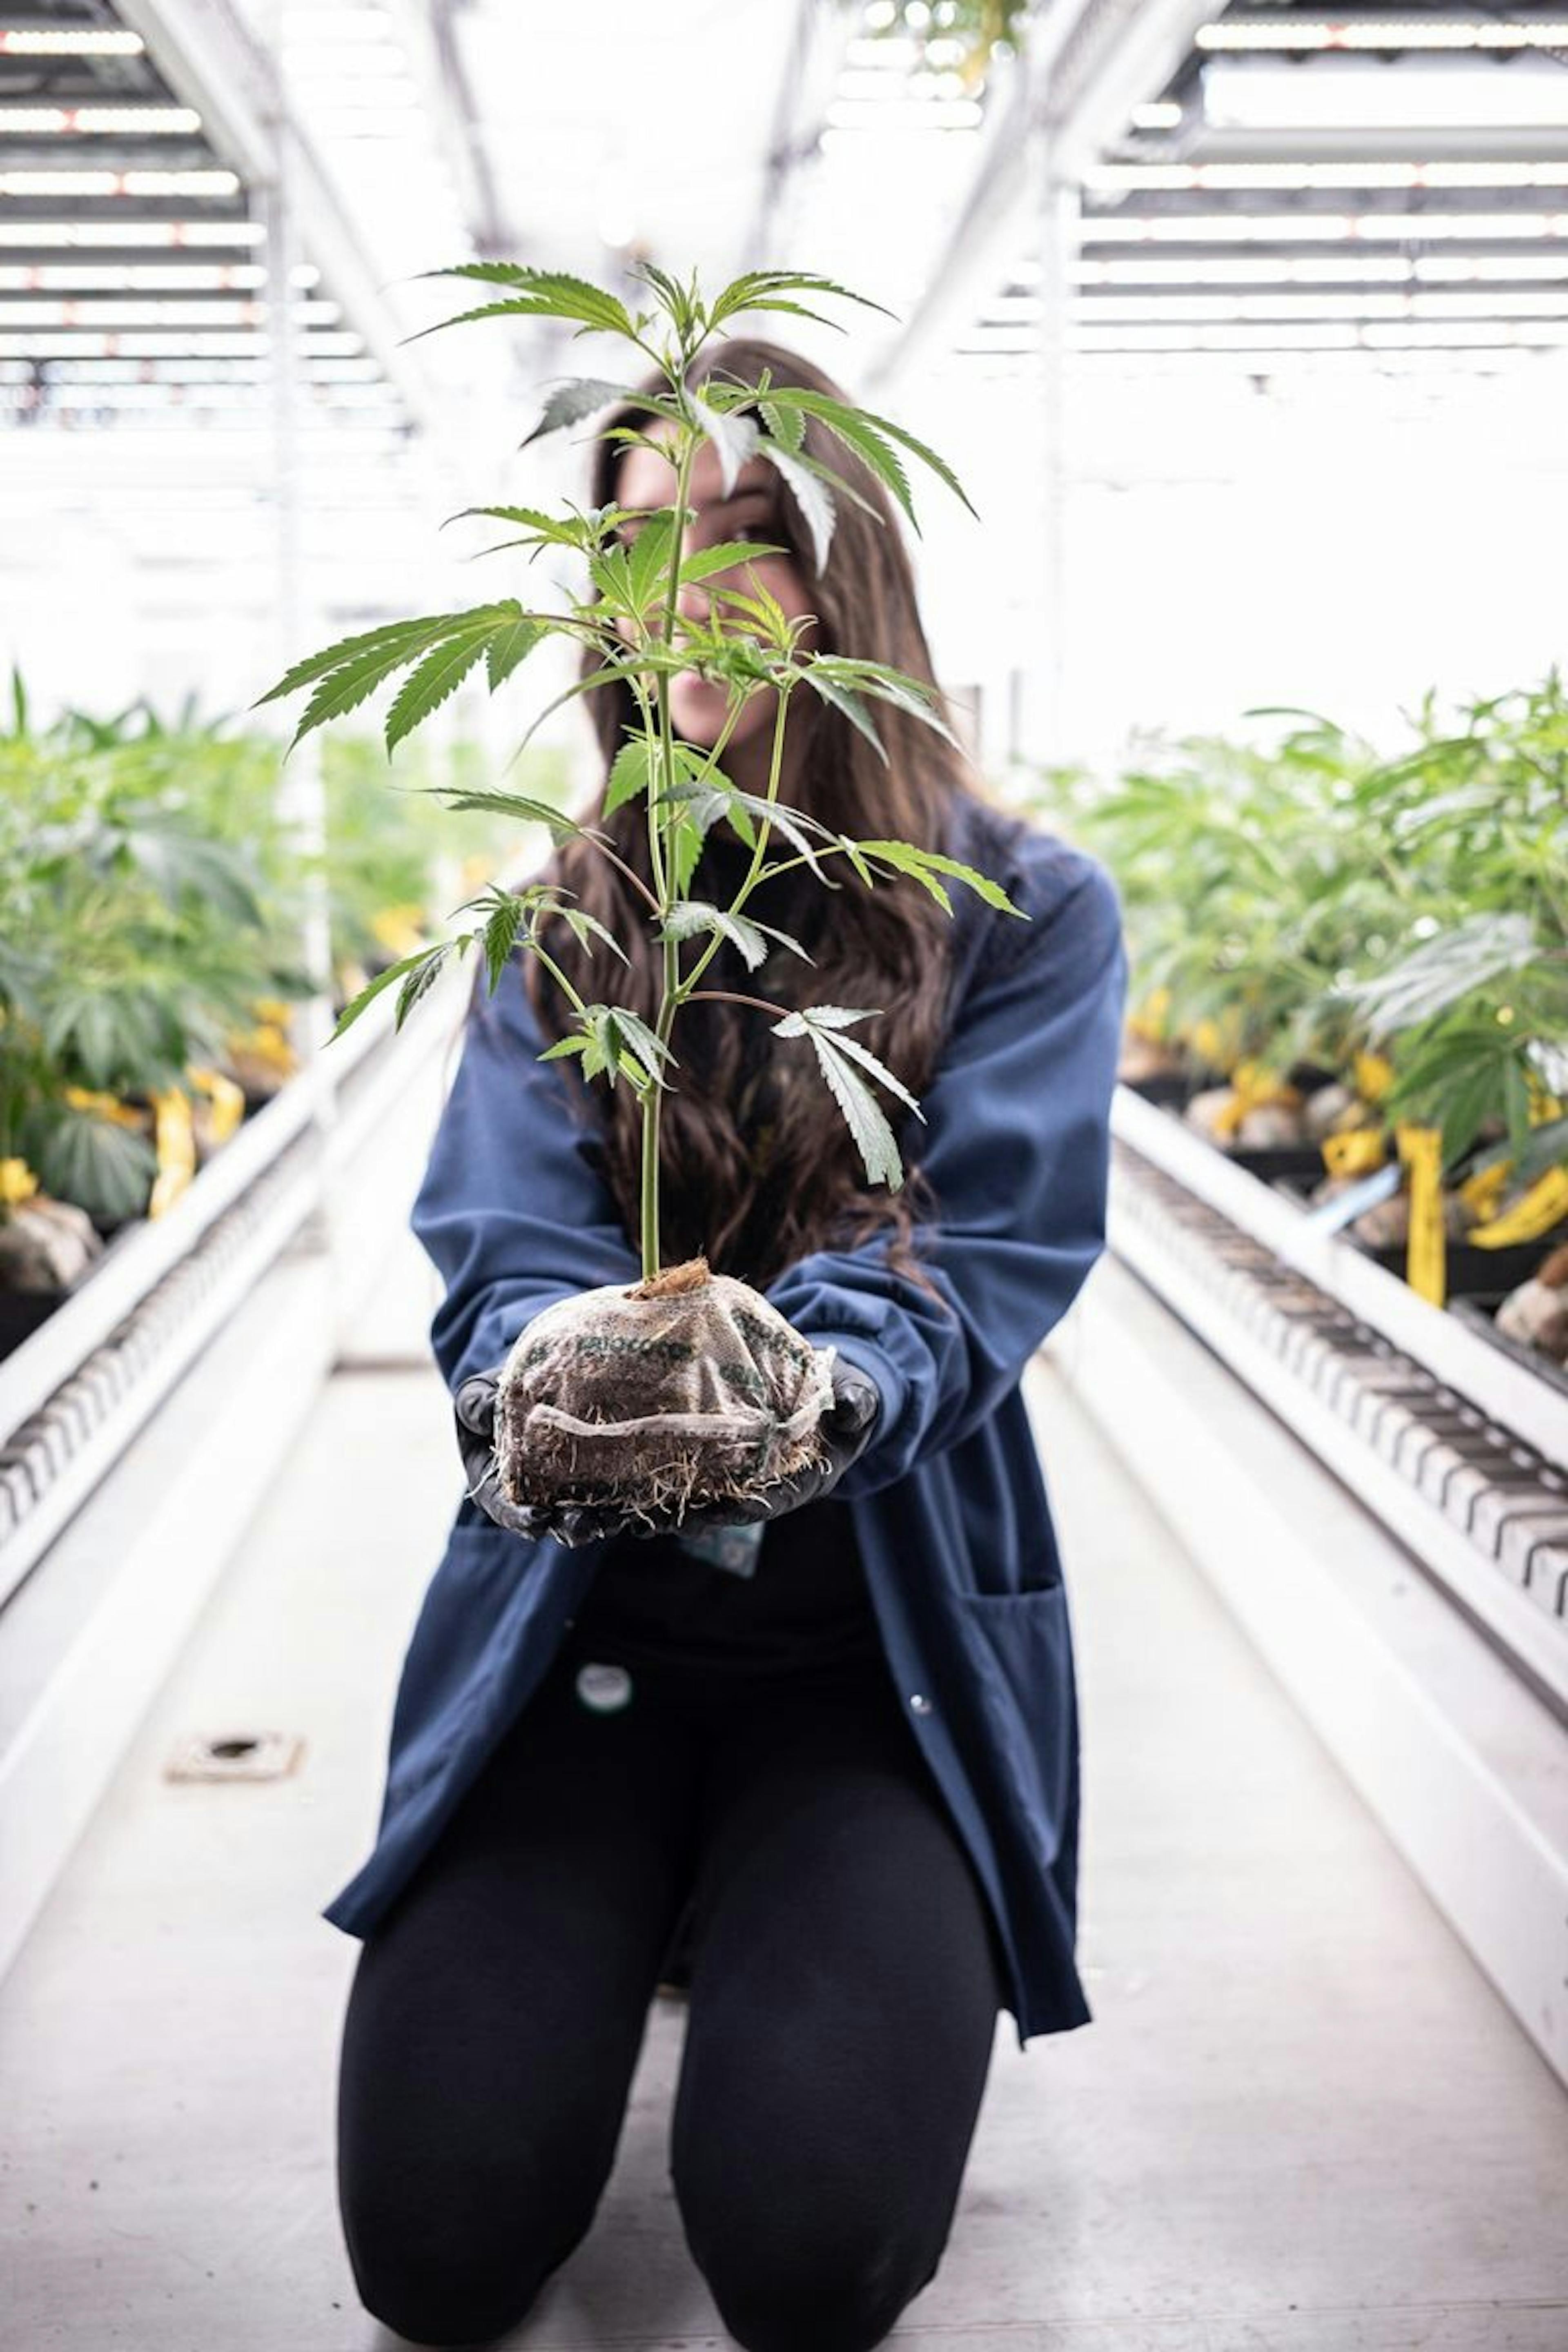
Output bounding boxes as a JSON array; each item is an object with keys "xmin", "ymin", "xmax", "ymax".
[
  {"xmin": 258, "ymin": 5, "xmax": 336, "ymax": 1246},
  {"xmin": 1022, "ymin": 155, "xmax": 1078, "ymax": 768}
]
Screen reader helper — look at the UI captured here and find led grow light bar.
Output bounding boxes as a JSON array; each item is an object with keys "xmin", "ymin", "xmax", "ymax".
[
  {"xmin": 0, "ymin": 265, "xmax": 269, "ymax": 289},
  {"xmin": 4, "ymin": 382, "xmax": 406, "ymax": 411},
  {"xmin": 0, "ymin": 332, "xmax": 365, "ymax": 358},
  {"xmin": 1081, "ymin": 210, "xmax": 1568, "ymax": 241},
  {"xmin": 1073, "ymin": 253, "xmax": 1568, "ymax": 284},
  {"xmin": 1072, "ymin": 318, "xmax": 1568, "ymax": 347},
  {"xmin": 1074, "ymin": 290, "xmax": 1568, "ymax": 319},
  {"xmin": 0, "ymin": 223, "xmax": 266, "ymax": 246},
  {"xmin": 1086, "ymin": 162, "xmax": 1568, "ymax": 193},
  {"xmin": 1204, "ymin": 65, "xmax": 1568, "ymax": 130},
  {"xmin": 0, "ymin": 171, "xmax": 240, "ymax": 197},
  {"xmin": 8, "ymin": 356, "xmax": 382, "ymax": 382},
  {"xmin": 1195, "ymin": 19, "xmax": 1568, "ymax": 52},
  {"xmin": 0, "ymin": 27, "xmax": 145, "ymax": 52},
  {"xmin": 0, "ymin": 300, "xmax": 339, "ymax": 328},
  {"xmin": 0, "ymin": 108, "xmax": 202, "ymax": 135}
]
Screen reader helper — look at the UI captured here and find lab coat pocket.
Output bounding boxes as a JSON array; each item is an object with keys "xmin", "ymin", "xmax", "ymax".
[{"xmin": 959, "ymin": 1584, "xmax": 1076, "ymax": 1839}]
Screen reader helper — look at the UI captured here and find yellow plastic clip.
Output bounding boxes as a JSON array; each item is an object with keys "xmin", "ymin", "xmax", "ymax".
[
  {"xmin": 1212, "ymin": 1060, "xmax": 1302, "ymax": 1141},
  {"xmin": 186, "ymin": 1065, "xmax": 245, "ymax": 1147},
  {"xmin": 1353, "ymin": 1050, "xmax": 1395, "ymax": 1104},
  {"xmin": 1322, "ymin": 1129, "xmax": 1387, "ymax": 1178},
  {"xmin": 1395, "ymin": 1123, "xmax": 1446, "ymax": 1307},
  {"xmin": 0, "ymin": 1157, "xmax": 39, "ymax": 1207},
  {"xmin": 147, "ymin": 1089, "xmax": 197, "ymax": 1220},
  {"xmin": 1467, "ymin": 1167, "xmax": 1568, "ymax": 1250},
  {"xmin": 62, "ymin": 1086, "xmax": 145, "ymax": 1131}
]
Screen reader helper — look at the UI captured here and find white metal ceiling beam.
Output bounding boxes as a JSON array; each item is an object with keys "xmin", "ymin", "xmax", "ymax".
[
  {"xmin": 739, "ymin": 0, "xmax": 848, "ymax": 274},
  {"xmin": 868, "ymin": 0, "xmax": 1223, "ymax": 392},
  {"xmin": 397, "ymin": 0, "xmax": 507, "ymax": 259},
  {"xmin": 113, "ymin": 0, "xmax": 438, "ymax": 432}
]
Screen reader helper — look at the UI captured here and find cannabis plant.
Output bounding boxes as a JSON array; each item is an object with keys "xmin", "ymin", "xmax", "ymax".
[
  {"xmin": 1334, "ymin": 676, "xmax": 1568, "ymax": 1179},
  {"xmin": 255, "ymin": 261, "xmax": 1019, "ymax": 1287},
  {"xmin": 0, "ymin": 682, "xmax": 307, "ymax": 1221}
]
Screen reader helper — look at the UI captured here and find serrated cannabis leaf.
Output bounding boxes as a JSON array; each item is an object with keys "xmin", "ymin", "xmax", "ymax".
[
  {"xmin": 604, "ymin": 737, "xmax": 654, "ymax": 819},
  {"xmin": 802, "ymin": 667, "xmax": 886, "ymax": 762},
  {"xmin": 690, "ymin": 391, "xmax": 758, "ymax": 497},
  {"xmin": 332, "ymin": 943, "xmax": 449, "ymax": 1040},
  {"xmin": 486, "ymin": 616, "xmax": 548, "ymax": 692},
  {"xmin": 523, "ymin": 378, "xmax": 646, "ymax": 446},
  {"xmin": 705, "ymin": 269, "xmax": 897, "ymax": 335},
  {"xmin": 481, "ymin": 894, "xmax": 524, "ymax": 992},
  {"xmin": 854, "ymin": 841, "xmax": 1026, "ymax": 917},
  {"xmin": 755, "ymin": 439, "xmax": 835, "ymax": 574},
  {"xmin": 413, "ymin": 263, "xmax": 637, "ymax": 340},
  {"xmin": 625, "ymin": 508, "xmax": 678, "ymax": 611},
  {"xmin": 771, "ymin": 1006, "xmax": 922, "ymax": 1190},
  {"xmin": 385, "ymin": 628, "xmax": 492, "ymax": 755},
  {"xmin": 659, "ymin": 899, "xmax": 770, "ymax": 971},
  {"xmin": 412, "ymin": 786, "xmax": 582, "ymax": 842},
  {"xmin": 677, "ymin": 538, "xmax": 790, "ymax": 585}
]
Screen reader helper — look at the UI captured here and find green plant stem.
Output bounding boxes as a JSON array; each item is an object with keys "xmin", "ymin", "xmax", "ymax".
[
  {"xmin": 528, "ymin": 943, "xmax": 589, "ymax": 1018},
  {"xmin": 638, "ymin": 429, "xmax": 699, "ymax": 1280},
  {"xmin": 673, "ymin": 685, "xmax": 792, "ymax": 1007}
]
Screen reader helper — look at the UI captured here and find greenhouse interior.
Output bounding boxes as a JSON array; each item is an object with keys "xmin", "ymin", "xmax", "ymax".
[{"xmin": 3, "ymin": 0, "xmax": 1568, "ymax": 2345}]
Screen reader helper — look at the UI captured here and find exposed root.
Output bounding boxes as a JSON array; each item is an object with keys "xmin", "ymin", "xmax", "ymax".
[
  {"xmin": 626, "ymin": 1255, "xmax": 710, "ymax": 1302},
  {"xmin": 503, "ymin": 1420, "xmax": 829, "ymax": 1525}
]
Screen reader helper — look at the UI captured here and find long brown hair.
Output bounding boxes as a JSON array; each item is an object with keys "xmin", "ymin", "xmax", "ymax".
[{"xmin": 525, "ymin": 336, "xmax": 983, "ymax": 1290}]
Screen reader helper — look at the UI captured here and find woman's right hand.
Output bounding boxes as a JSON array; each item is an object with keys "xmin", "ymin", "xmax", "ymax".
[{"xmin": 453, "ymin": 1371, "xmax": 641, "ymax": 1548}]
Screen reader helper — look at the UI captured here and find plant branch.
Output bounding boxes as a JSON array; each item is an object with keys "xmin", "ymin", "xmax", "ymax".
[
  {"xmin": 583, "ymin": 827, "xmax": 662, "ymax": 913},
  {"xmin": 688, "ymin": 988, "xmax": 793, "ymax": 1019},
  {"xmin": 526, "ymin": 942, "xmax": 589, "ymax": 1018}
]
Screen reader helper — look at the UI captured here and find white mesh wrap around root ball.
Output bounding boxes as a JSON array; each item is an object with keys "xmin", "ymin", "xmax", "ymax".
[{"xmin": 494, "ymin": 1256, "xmax": 835, "ymax": 1520}]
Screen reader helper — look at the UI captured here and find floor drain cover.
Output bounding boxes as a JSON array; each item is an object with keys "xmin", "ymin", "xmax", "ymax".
[{"xmin": 164, "ymin": 1731, "xmax": 304, "ymax": 1782}]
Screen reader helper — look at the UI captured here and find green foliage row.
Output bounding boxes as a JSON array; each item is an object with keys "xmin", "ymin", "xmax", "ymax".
[
  {"xmin": 1028, "ymin": 675, "xmax": 1568, "ymax": 1182},
  {"xmin": 0, "ymin": 673, "xmax": 530, "ymax": 1225}
]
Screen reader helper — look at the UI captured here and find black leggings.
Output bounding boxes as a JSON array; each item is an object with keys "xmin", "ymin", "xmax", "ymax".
[{"xmin": 336, "ymin": 1629, "xmax": 1007, "ymax": 2351}]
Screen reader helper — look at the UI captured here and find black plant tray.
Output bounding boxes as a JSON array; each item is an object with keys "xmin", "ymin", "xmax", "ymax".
[
  {"xmin": 1274, "ymin": 1181, "xmax": 1568, "ymax": 1298},
  {"xmin": 1363, "ymin": 1226, "xmax": 1568, "ymax": 1298},
  {"xmin": 1449, "ymin": 1294, "xmax": 1568, "ymax": 1403},
  {"xmin": 0, "ymin": 1289, "xmax": 64, "ymax": 1360},
  {"xmin": 1225, "ymin": 1141, "xmax": 1331, "ymax": 1183},
  {"xmin": 1120, "ymin": 1070, "xmax": 1194, "ymax": 1109}
]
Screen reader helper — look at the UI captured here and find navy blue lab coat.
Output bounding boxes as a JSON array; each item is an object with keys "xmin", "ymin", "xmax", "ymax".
[{"xmin": 322, "ymin": 790, "xmax": 1128, "ymax": 2049}]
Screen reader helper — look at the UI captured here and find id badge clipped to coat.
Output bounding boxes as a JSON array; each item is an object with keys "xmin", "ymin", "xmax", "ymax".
[{"xmin": 676, "ymin": 1520, "xmax": 766, "ymax": 1578}]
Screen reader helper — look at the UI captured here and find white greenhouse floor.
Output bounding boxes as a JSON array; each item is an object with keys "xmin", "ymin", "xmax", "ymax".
[{"xmin": 3, "ymin": 1232, "xmax": 1568, "ymax": 2352}]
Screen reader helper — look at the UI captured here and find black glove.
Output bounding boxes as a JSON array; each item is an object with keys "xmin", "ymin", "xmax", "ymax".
[{"xmin": 453, "ymin": 1369, "xmax": 644, "ymax": 1548}]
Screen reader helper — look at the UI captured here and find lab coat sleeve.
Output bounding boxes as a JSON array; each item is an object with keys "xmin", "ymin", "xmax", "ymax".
[
  {"xmin": 410, "ymin": 963, "xmax": 641, "ymax": 1395},
  {"xmin": 762, "ymin": 848, "xmax": 1128, "ymax": 1498}
]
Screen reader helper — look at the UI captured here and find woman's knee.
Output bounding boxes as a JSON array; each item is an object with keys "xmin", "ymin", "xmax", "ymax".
[
  {"xmin": 339, "ymin": 2129, "xmax": 605, "ymax": 2349},
  {"xmin": 698, "ymin": 2232, "xmax": 932, "ymax": 2352},
  {"xmin": 342, "ymin": 2204, "xmax": 576, "ymax": 2348},
  {"xmin": 676, "ymin": 2163, "xmax": 939, "ymax": 2352}
]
